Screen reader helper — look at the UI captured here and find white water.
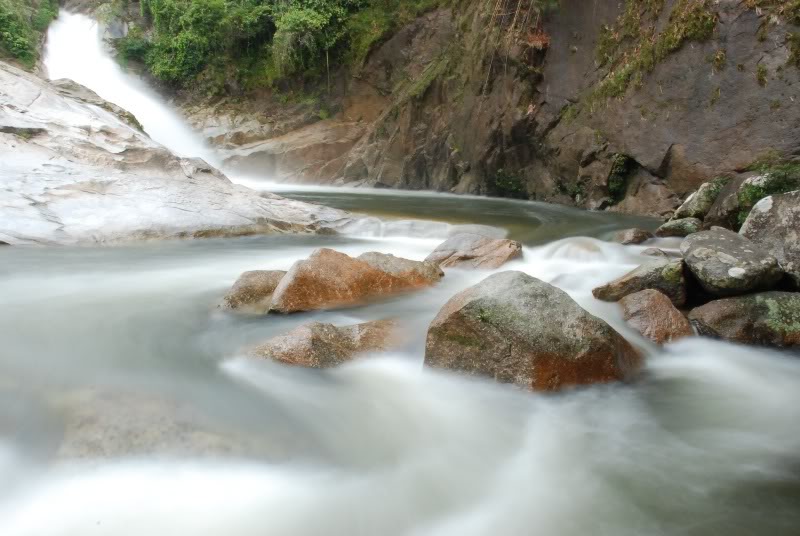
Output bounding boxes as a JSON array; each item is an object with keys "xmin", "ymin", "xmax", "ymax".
[{"xmin": 1, "ymin": 10, "xmax": 796, "ymax": 536}]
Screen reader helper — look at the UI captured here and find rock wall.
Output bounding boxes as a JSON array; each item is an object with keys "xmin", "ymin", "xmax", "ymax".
[{"xmin": 171, "ymin": 0, "xmax": 800, "ymax": 218}]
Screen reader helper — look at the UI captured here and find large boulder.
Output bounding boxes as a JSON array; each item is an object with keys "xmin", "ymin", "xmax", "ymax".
[
  {"xmin": 425, "ymin": 233, "xmax": 523, "ymax": 269},
  {"xmin": 680, "ymin": 229, "xmax": 783, "ymax": 296},
  {"xmin": 655, "ymin": 217, "xmax": 702, "ymax": 238},
  {"xmin": 270, "ymin": 248, "xmax": 442, "ymax": 313},
  {"xmin": 619, "ymin": 289, "xmax": 693, "ymax": 345},
  {"xmin": 592, "ymin": 258, "xmax": 687, "ymax": 306},
  {"xmin": 219, "ymin": 270, "xmax": 286, "ymax": 314},
  {"xmin": 357, "ymin": 252, "xmax": 444, "ymax": 284},
  {"xmin": 740, "ymin": 191, "xmax": 800, "ymax": 288},
  {"xmin": 425, "ymin": 271, "xmax": 642, "ymax": 391},
  {"xmin": 250, "ymin": 319, "xmax": 401, "ymax": 367},
  {"xmin": 612, "ymin": 228, "xmax": 654, "ymax": 246},
  {"xmin": 673, "ymin": 179, "xmax": 727, "ymax": 220},
  {"xmin": 689, "ymin": 292, "xmax": 800, "ymax": 349}
]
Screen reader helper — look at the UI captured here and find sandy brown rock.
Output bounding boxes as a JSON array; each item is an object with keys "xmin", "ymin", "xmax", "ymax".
[
  {"xmin": 219, "ymin": 270, "xmax": 286, "ymax": 314},
  {"xmin": 270, "ymin": 248, "xmax": 441, "ymax": 313},
  {"xmin": 689, "ymin": 292, "xmax": 800, "ymax": 349},
  {"xmin": 250, "ymin": 319, "xmax": 401, "ymax": 367},
  {"xmin": 425, "ymin": 233, "xmax": 523, "ymax": 269},
  {"xmin": 619, "ymin": 289, "xmax": 693, "ymax": 345},
  {"xmin": 592, "ymin": 258, "xmax": 687, "ymax": 306},
  {"xmin": 425, "ymin": 271, "xmax": 641, "ymax": 392},
  {"xmin": 357, "ymin": 252, "xmax": 443, "ymax": 285},
  {"xmin": 612, "ymin": 228, "xmax": 654, "ymax": 246}
]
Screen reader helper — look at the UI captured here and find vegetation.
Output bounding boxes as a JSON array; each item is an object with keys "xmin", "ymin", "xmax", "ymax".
[
  {"xmin": 0, "ymin": 0, "xmax": 58, "ymax": 68},
  {"xmin": 490, "ymin": 168, "xmax": 525, "ymax": 198},
  {"xmin": 607, "ymin": 154, "xmax": 634, "ymax": 202},
  {"xmin": 737, "ymin": 161, "xmax": 800, "ymax": 225}
]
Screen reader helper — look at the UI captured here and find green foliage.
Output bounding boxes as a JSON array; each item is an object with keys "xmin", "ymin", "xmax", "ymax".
[
  {"xmin": 608, "ymin": 153, "xmax": 634, "ymax": 202},
  {"xmin": 114, "ymin": 24, "xmax": 150, "ymax": 64},
  {"xmin": 491, "ymin": 168, "xmax": 525, "ymax": 198},
  {"xmin": 737, "ymin": 162, "xmax": 800, "ymax": 225},
  {"xmin": 0, "ymin": 0, "xmax": 58, "ymax": 68}
]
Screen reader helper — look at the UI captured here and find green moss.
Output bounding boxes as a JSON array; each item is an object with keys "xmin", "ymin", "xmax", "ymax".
[
  {"xmin": 706, "ymin": 175, "xmax": 731, "ymax": 198},
  {"xmin": 490, "ymin": 168, "xmax": 526, "ymax": 199},
  {"xmin": 756, "ymin": 63, "xmax": 768, "ymax": 86},
  {"xmin": 757, "ymin": 295, "xmax": 800, "ymax": 334},
  {"xmin": 709, "ymin": 86, "xmax": 720, "ymax": 106},
  {"xmin": 788, "ymin": 32, "xmax": 800, "ymax": 67},
  {"xmin": 444, "ymin": 332, "xmax": 482, "ymax": 347},
  {"xmin": 660, "ymin": 261, "xmax": 684, "ymax": 285},
  {"xmin": 608, "ymin": 154, "xmax": 635, "ymax": 202},
  {"xmin": 737, "ymin": 162, "xmax": 800, "ymax": 225}
]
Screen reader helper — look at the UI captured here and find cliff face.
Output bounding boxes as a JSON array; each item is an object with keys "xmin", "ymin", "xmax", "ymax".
[{"xmin": 147, "ymin": 1, "xmax": 800, "ymax": 218}]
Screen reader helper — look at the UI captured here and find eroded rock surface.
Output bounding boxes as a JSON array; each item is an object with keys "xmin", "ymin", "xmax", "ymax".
[
  {"xmin": 425, "ymin": 271, "xmax": 641, "ymax": 391},
  {"xmin": 619, "ymin": 289, "xmax": 693, "ymax": 345},
  {"xmin": 680, "ymin": 229, "xmax": 783, "ymax": 296},
  {"xmin": 425, "ymin": 233, "xmax": 523, "ymax": 269},
  {"xmin": 249, "ymin": 319, "xmax": 401, "ymax": 367},
  {"xmin": 740, "ymin": 191, "xmax": 800, "ymax": 288}
]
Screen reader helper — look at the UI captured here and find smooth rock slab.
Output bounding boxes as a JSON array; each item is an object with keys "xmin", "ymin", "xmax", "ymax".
[
  {"xmin": 619, "ymin": 289, "xmax": 693, "ymax": 345},
  {"xmin": 219, "ymin": 270, "xmax": 287, "ymax": 314},
  {"xmin": 655, "ymin": 218, "xmax": 702, "ymax": 238},
  {"xmin": 740, "ymin": 191, "xmax": 800, "ymax": 288},
  {"xmin": 250, "ymin": 319, "xmax": 401, "ymax": 367},
  {"xmin": 425, "ymin": 271, "xmax": 641, "ymax": 391},
  {"xmin": 425, "ymin": 233, "xmax": 523, "ymax": 269},
  {"xmin": 270, "ymin": 248, "xmax": 442, "ymax": 313},
  {"xmin": 689, "ymin": 292, "xmax": 800, "ymax": 349},
  {"xmin": 592, "ymin": 258, "xmax": 687, "ymax": 306},
  {"xmin": 680, "ymin": 229, "xmax": 783, "ymax": 296}
]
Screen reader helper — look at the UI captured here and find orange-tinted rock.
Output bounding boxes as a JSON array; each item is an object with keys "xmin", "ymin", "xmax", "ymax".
[
  {"xmin": 425, "ymin": 271, "xmax": 642, "ymax": 392},
  {"xmin": 270, "ymin": 248, "xmax": 442, "ymax": 313},
  {"xmin": 219, "ymin": 270, "xmax": 286, "ymax": 314},
  {"xmin": 619, "ymin": 289, "xmax": 693, "ymax": 345},
  {"xmin": 250, "ymin": 319, "xmax": 401, "ymax": 367},
  {"xmin": 425, "ymin": 233, "xmax": 523, "ymax": 269}
]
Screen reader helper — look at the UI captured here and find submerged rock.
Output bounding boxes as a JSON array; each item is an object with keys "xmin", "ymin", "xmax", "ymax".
[
  {"xmin": 250, "ymin": 319, "xmax": 401, "ymax": 367},
  {"xmin": 655, "ymin": 218, "xmax": 702, "ymax": 238},
  {"xmin": 739, "ymin": 191, "xmax": 800, "ymax": 288},
  {"xmin": 425, "ymin": 233, "xmax": 523, "ymax": 269},
  {"xmin": 680, "ymin": 229, "xmax": 783, "ymax": 296},
  {"xmin": 270, "ymin": 248, "xmax": 442, "ymax": 313},
  {"xmin": 0, "ymin": 61, "xmax": 351, "ymax": 245},
  {"xmin": 689, "ymin": 292, "xmax": 800, "ymax": 349},
  {"xmin": 220, "ymin": 270, "xmax": 286, "ymax": 314},
  {"xmin": 612, "ymin": 228, "xmax": 654, "ymax": 246},
  {"xmin": 592, "ymin": 258, "xmax": 687, "ymax": 306},
  {"xmin": 425, "ymin": 271, "xmax": 641, "ymax": 391},
  {"xmin": 619, "ymin": 289, "xmax": 693, "ymax": 345}
]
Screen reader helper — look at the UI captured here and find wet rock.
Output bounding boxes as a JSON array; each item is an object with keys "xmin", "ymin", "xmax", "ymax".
[
  {"xmin": 612, "ymin": 228, "xmax": 654, "ymax": 246},
  {"xmin": 270, "ymin": 248, "xmax": 442, "ymax": 313},
  {"xmin": 655, "ymin": 218, "xmax": 702, "ymax": 238},
  {"xmin": 425, "ymin": 233, "xmax": 523, "ymax": 269},
  {"xmin": 740, "ymin": 191, "xmax": 800, "ymax": 288},
  {"xmin": 357, "ymin": 252, "xmax": 443, "ymax": 285},
  {"xmin": 250, "ymin": 319, "xmax": 401, "ymax": 367},
  {"xmin": 689, "ymin": 292, "xmax": 800, "ymax": 349},
  {"xmin": 641, "ymin": 248, "xmax": 681, "ymax": 259},
  {"xmin": 680, "ymin": 229, "xmax": 783, "ymax": 297},
  {"xmin": 619, "ymin": 289, "xmax": 693, "ymax": 345},
  {"xmin": 425, "ymin": 271, "xmax": 642, "ymax": 391},
  {"xmin": 673, "ymin": 180, "xmax": 726, "ymax": 220},
  {"xmin": 219, "ymin": 270, "xmax": 286, "ymax": 314},
  {"xmin": 592, "ymin": 258, "xmax": 687, "ymax": 306}
]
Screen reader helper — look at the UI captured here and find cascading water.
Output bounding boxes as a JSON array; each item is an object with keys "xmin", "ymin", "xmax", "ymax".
[{"xmin": 1, "ymin": 10, "xmax": 798, "ymax": 536}]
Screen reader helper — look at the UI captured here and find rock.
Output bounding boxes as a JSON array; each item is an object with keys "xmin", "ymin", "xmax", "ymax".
[
  {"xmin": 592, "ymin": 258, "xmax": 687, "ymax": 306},
  {"xmin": 740, "ymin": 191, "xmax": 800, "ymax": 287},
  {"xmin": 641, "ymin": 247, "xmax": 681, "ymax": 259},
  {"xmin": 619, "ymin": 290, "xmax": 693, "ymax": 345},
  {"xmin": 607, "ymin": 168, "xmax": 681, "ymax": 218},
  {"xmin": 689, "ymin": 292, "xmax": 800, "ymax": 349},
  {"xmin": 425, "ymin": 233, "xmax": 523, "ymax": 269},
  {"xmin": 425, "ymin": 271, "xmax": 642, "ymax": 391},
  {"xmin": 612, "ymin": 228, "xmax": 654, "ymax": 245},
  {"xmin": 249, "ymin": 319, "xmax": 401, "ymax": 367},
  {"xmin": 270, "ymin": 248, "xmax": 441, "ymax": 313},
  {"xmin": 680, "ymin": 229, "xmax": 783, "ymax": 297},
  {"xmin": 655, "ymin": 218, "xmax": 702, "ymax": 238},
  {"xmin": 219, "ymin": 270, "xmax": 286, "ymax": 314},
  {"xmin": 702, "ymin": 174, "xmax": 751, "ymax": 230},
  {"xmin": 357, "ymin": 252, "xmax": 444, "ymax": 285},
  {"xmin": 0, "ymin": 61, "xmax": 351, "ymax": 245},
  {"xmin": 673, "ymin": 179, "xmax": 726, "ymax": 220}
]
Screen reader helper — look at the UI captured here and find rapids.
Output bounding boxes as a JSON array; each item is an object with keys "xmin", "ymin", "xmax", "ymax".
[{"xmin": 0, "ymin": 10, "xmax": 797, "ymax": 536}]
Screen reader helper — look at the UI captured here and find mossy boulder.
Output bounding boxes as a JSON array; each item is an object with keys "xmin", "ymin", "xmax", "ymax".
[
  {"xmin": 673, "ymin": 179, "xmax": 727, "ymax": 220},
  {"xmin": 592, "ymin": 258, "xmax": 687, "ymax": 306},
  {"xmin": 425, "ymin": 271, "xmax": 642, "ymax": 392},
  {"xmin": 689, "ymin": 292, "xmax": 800, "ymax": 349},
  {"xmin": 680, "ymin": 229, "xmax": 783, "ymax": 297},
  {"xmin": 740, "ymin": 190, "xmax": 800, "ymax": 288},
  {"xmin": 655, "ymin": 217, "xmax": 702, "ymax": 238}
]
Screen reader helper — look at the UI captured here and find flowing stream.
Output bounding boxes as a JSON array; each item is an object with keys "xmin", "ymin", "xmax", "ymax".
[{"xmin": 0, "ymin": 11, "xmax": 798, "ymax": 536}]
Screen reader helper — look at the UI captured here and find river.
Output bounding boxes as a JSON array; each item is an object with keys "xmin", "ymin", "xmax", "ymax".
[{"xmin": 0, "ymin": 11, "xmax": 798, "ymax": 536}]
